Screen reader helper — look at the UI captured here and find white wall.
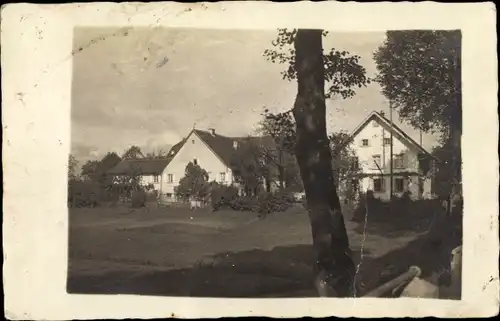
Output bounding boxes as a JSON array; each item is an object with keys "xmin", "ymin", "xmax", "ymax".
[
  {"xmin": 113, "ymin": 174, "xmax": 161, "ymax": 190},
  {"xmin": 160, "ymin": 131, "xmax": 234, "ymax": 201},
  {"xmin": 140, "ymin": 174, "xmax": 161, "ymax": 191}
]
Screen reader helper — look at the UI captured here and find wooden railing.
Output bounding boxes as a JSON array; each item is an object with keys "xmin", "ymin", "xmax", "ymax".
[{"xmin": 363, "ymin": 266, "xmax": 421, "ymax": 297}]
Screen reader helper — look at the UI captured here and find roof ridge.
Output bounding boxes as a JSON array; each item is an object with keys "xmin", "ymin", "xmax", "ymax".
[
  {"xmin": 343, "ymin": 109, "xmax": 432, "ymax": 156},
  {"xmin": 194, "ymin": 128, "xmax": 265, "ymax": 140}
]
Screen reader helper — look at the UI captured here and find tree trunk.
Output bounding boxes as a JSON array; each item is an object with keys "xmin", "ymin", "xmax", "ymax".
[{"xmin": 292, "ymin": 29, "xmax": 356, "ymax": 297}]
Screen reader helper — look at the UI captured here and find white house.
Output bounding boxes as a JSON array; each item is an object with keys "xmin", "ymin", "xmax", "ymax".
[
  {"xmin": 344, "ymin": 110, "xmax": 436, "ymax": 201},
  {"xmin": 160, "ymin": 128, "xmax": 241, "ymax": 201},
  {"xmin": 107, "ymin": 128, "xmax": 280, "ymax": 203}
]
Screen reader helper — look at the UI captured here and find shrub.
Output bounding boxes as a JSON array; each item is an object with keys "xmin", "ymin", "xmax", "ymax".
[
  {"xmin": 229, "ymin": 196, "xmax": 259, "ymax": 212},
  {"xmin": 131, "ymin": 189, "xmax": 147, "ymax": 208},
  {"xmin": 352, "ymin": 190, "xmax": 386, "ymax": 222},
  {"xmin": 210, "ymin": 184, "xmax": 239, "ymax": 211},
  {"xmin": 68, "ymin": 180, "xmax": 100, "ymax": 208},
  {"xmin": 256, "ymin": 191, "xmax": 294, "ymax": 214}
]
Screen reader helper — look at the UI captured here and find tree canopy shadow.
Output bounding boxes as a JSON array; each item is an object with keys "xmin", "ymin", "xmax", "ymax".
[
  {"xmin": 68, "ymin": 244, "xmax": 369, "ymax": 297},
  {"xmin": 68, "ymin": 233, "xmax": 459, "ymax": 298}
]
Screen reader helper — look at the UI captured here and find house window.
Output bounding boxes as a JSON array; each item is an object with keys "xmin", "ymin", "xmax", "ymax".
[
  {"xmin": 220, "ymin": 172, "xmax": 226, "ymax": 182},
  {"xmin": 395, "ymin": 178, "xmax": 405, "ymax": 193},
  {"xmin": 372, "ymin": 154, "xmax": 381, "ymax": 167},
  {"xmin": 373, "ymin": 178, "xmax": 384, "ymax": 192},
  {"xmin": 393, "ymin": 154, "xmax": 404, "ymax": 168},
  {"xmin": 167, "ymin": 174, "xmax": 174, "ymax": 183},
  {"xmin": 193, "ymin": 158, "xmax": 198, "ymax": 165},
  {"xmin": 384, "ymin": 138, "xmax": 391, "ymax": 145},
  {"xmin": 192, "ymin": 139, "xmax": 195, "ymax": 144},
  {"xmin": 153, "ymin": 175, "xmax": 159, "ymax": 183},
  {"xmin": 361, "ymin": 139, "xmax": 369, "ymax": 147},
  {"xmin": 166, "ymin": 193, "xmax": 173, "ymax": 198}
]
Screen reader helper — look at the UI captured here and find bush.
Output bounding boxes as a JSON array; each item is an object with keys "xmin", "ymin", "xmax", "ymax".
[
  {"xmin": 256, "ymin": 191, "xmax": 295, "ymax": 214},
  {"xmin": 229, "ymin": 196, "xmax": 259, "ymax": 212},
  {"xmin": 352, "ymin": 190, "xmax": 386, "ymax": 222},
  {"xmin": 210, "ymin": 184, "xmax": 239, "ymax": 211},
  {"xmin": 68, "ymin": 180, "xmax": 100, "ymax": 208},
  {"xmin": 131, "ymin": 189, "xmax": 147, "ymax": 208}
]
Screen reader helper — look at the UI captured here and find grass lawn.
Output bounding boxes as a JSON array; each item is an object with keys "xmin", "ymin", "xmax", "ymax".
[{"xmin": 67, "ymin": 204, "xmax": 432, "ymax": 297}]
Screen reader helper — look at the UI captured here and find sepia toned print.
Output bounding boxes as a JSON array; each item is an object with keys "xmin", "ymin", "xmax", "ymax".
[{"xmin": 67, "ymin": 27, "xmax": 463, "ymax": 299}]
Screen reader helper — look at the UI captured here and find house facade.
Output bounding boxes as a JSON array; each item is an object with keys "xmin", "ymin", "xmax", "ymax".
[
  {"xmin": 159, "ymin": 129, "xmax": 238, "ymax": 202},
  {"xmin": 106, "ymin": 158, "xmax": 171, "ymax": 192},
  {"xmin": 345, "ymin": 111, "xmax": 436, "ymax": 201}
]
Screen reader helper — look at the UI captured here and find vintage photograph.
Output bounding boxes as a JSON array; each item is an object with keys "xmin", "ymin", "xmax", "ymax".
[{"xmin": 67, "ymin": 27, "xmax": 463, "ymax": 299}]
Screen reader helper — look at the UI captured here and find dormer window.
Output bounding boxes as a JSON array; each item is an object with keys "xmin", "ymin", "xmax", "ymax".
[{"xmin": 362, "ymin": 139, "xmax": 369, "ymax": 147}]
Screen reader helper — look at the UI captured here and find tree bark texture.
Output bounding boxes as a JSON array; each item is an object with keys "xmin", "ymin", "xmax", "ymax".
[{"xmin": 291, "ymin": 29, "xmax": 356, "ymax": 297}]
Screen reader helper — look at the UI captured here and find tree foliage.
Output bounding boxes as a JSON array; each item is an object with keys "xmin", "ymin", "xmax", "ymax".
[
  {"xmin": 122, "ymin": 145, "xmax": 145, "ymax": 159},
  {"xmin": 263, "ymin": 29, "xmax": 371, "ymax": 100},
  {"xmin": 373, "ymin": 30, "xmax": 462, "ymax": 141},
  {"xmin": 175, "ymin": 162, "xmax": 210, "ymax": 201},
  {"xmin": 431, "ymin": 141, "xmax": 462, "ymax": 198},
  {"xmin": 329, "ymin": 132, "xmax": 360, "ymax": 181},
  {"xmin": 81, "ymin": 152, "xmax": 121, "ymax": 185},
  {"xmin": 70, "ymin": 152, "xmax": 122, "ymax": 206},
  {"xmin": 259, "ymin": 108, "xmax": 296, "ymax": 154},
  {"xmin": 230, "ymin": 138, "xmax": 267, "ymax": 196},
  {"xmin": 68, "ymin": 154, "xmax": 79, "ymax": 181},
  {"xmin": 329, "ymin": 132, "xmax": 361, "ymax": 202},
  {"xmin": 146, "ymin": 147, "xmax": 169, "ymax": 159},
  {"xmin": 258, "ymin": 109, "xmax": 303, "ymax": 191}
]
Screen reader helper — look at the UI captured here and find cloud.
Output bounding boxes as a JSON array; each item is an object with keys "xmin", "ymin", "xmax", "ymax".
[{"xmin": 71, "ymin": 28, "xmax": 438, "ymax": 156}]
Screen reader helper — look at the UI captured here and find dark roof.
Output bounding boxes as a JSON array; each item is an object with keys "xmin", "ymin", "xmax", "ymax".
[
  {"xmin": 107, "ymin": 158, "xmax": 171, "ymax": 176},
  {"xmin": 166, "ymin": 139, "xmax": 185, "ymax": 158},
  {"xmin": 107, "ymin": 129, "xmax": 285, "ymax": 179},
  {"xmin": 192, "ymin": 129, "xmax": 280, "ymax": 167}
]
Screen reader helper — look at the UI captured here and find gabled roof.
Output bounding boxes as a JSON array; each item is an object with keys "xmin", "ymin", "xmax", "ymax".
[
  {"xmin": 347, "ymin": 110, "xmax": 433, "ymax": 157},
  {"xmin": 192, "ymin": 129, "xmax": 241, "ymax": 167},
  {"xmin": 166, "ymin": 139, "xmax": 185, "ymax": 158},
  {"xmin": 107, "ymin": 158, "xmax": 171, "ymax": 176},
  {"xmin": 165, "ymin": 129, "xmax": 280, "ymax": 171}
]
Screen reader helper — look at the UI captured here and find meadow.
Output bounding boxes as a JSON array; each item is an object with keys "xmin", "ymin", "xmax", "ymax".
[{"xmin": 67, "ymin": 204, "xmax": 433, "ymax": 297}]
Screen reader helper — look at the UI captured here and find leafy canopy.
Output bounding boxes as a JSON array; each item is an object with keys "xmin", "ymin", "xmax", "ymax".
[
  {"xmin": 263, "ymin": 29, "xmax": 371, "ymax": 100},
  {"xmin": 122, "ymin": 145, "xmax": 145, "ymax": 159},
  {"xmin": 175, "ymin": 162, "xmax": 210, "ymax": 201},
  {"xmin": 68, "ymin": 154, "xmax": 79, "ymax": 180},
  {"xmin": 230, "ymin": 139, "xmax": 269, "ymax": 192},
  {"xmin": 373, "ymin": 30, "xmax": 462, "ymax": 140},
  {"xmin": 329, "ymin": 131, "xmax": 360, "ymax": 182}
]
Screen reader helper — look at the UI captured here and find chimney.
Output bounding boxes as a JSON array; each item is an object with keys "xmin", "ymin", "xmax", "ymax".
[
  {"xmin": 208, "ymin": 128, "xmax": 216, "ymax": 136},
  {"xmin": 233, "ymin": 140, "xmax": 238, "ymax": 149},
  {"xmin": 380, "ymin": 110, "xmax": 385, "ymax": 117}
]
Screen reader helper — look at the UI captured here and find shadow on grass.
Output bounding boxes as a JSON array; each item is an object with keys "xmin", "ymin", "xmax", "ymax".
[
  {"xmin": 67, "ymin": 233, "xmax": 459, "ymax": 299},
  {"xmin": 350, "ymin": 201, "xmax": 438, "ymax": 238},
  {"xmin": 67, "ymin": 244, "xmax": 318, "ymax": 297}
]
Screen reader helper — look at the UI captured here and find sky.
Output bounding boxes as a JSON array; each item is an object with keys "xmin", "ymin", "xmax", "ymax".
[{"xmin": 71, "ymin": 27, "xmax": 439, "ymax": 163}]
